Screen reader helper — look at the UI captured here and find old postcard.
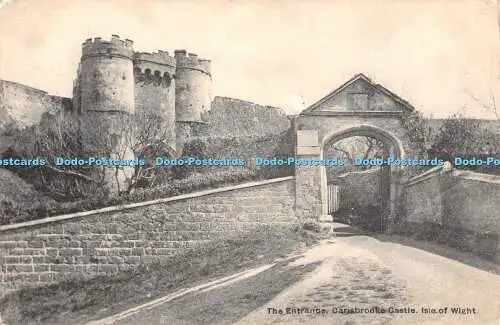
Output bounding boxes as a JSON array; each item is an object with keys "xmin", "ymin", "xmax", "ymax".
[{"xmin": 0, "ymin": 0, "xmax": 499, "ymax": 324}]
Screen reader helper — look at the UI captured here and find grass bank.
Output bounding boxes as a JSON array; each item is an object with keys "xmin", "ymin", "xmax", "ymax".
[{"xmin": 0, "ymin": 224, "xmax": 326, "ymax": 325}]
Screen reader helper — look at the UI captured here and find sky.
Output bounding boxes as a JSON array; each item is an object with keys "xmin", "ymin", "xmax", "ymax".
[{"xmin": 0, "ymin": 0, "xmax": 499, "ymax": 118}]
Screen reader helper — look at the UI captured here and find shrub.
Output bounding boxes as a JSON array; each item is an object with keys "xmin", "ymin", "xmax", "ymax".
[
  {"xmin": 429, "ymin": 113, "xmax": 499, "ymax": 175},
  {"xmin": 0, "ymin": 166, "xmax": 265, "ymax": 225},
  {"xmin": 173, "ymin": 132, "xmax": 295, "ymax": 181},
  {"xmin": 301, "ymin": 218, "xmax": 323, "ymax": 233},
  {"xmin": 1, "ymin": 130, "xmax": 296, "ymax": 225}
]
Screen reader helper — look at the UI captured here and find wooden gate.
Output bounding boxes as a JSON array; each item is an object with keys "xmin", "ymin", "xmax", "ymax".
[{"xmin": 327, "ymin": 184, "xmax": 340, "ymax": 214}]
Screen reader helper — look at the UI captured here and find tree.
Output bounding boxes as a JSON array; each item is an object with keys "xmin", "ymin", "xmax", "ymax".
[
  {"xmin": 323, "ymin": 135, "xmax": 387, "ymax": 181},
  {"xmin": 126, "ymin": 110, "xmax": 176, "ymax": 190},
  {"xmin": 326, "ymin": 136, "xmax": 386, "ymax": 165},
  {"xmin": 429, "ymin": 113, "xmax": 499, "ymax": 171},
  {"xmin": 400, "ymin": 109, "xmax": 432, "ymax": 154},
  {"xmin": 9, "ymin": 109, "xmax": 174, "ymax": 200}
]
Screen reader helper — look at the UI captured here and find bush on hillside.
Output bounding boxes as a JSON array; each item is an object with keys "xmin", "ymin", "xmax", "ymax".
[
  {"xmin": 127, "ymin": 167, "xmax": 260, "ymax": 201},
  {"xmin": 429, "ymin": 113, "xmax": 499, "ymax": 175},
  {"xmin": 0, "ymin": 166, "xmax": 265, "ymax": 225},
  {"xmin": 171, "ymin": 132, "xmax": 295, "ymax": 181},
  {"xmin": 400, "ymin": 110, "xmax": 431, "ymax": 153},
  {"xmin": 1, "ymin": 119, "xmax": 296, "ymax": 225}
]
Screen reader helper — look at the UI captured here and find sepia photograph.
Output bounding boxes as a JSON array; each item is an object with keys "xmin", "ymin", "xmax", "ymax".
[{"xmin": 0, "ymin": 0, "xmax": 499, "ymax": 324}]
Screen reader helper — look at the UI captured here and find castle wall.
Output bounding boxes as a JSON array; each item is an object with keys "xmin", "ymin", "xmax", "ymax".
[
  {"xmin": 0, "ymin": 80, "xmax": 72, "ymax": 132},
  {"xmin": 194, "ymin": 97, "xmax": 292, "ymax": 139},
  {"xmin": 336, "ymin": 168, "xmax": 382, "ymax": 210},
  {"xmin": 402, "ymin": 166, "xmax": 500, "ymax": 261},
  {"xmin": 133, "ymin": 52, "xmax": 177, "ymax": 152},
  {"xmin": 174, "ymin": 97, "xmax": 292, "ymax": 158},
  {"xmin": 174, "ymin": 50, "xmax": 212, "ymax": 122}
]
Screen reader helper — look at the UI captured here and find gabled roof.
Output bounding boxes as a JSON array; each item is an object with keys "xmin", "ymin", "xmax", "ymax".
[{"xmin": 301, "ymin": 73, "xmax": 415, "ymax": 114}]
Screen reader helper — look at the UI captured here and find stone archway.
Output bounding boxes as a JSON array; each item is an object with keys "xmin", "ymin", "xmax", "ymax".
[
  {"xmin": 320, "ymin": 125, "xmax": 405, "ymax": 230},
  {"xmin": 294, "ymin": 73, "xmax": 416, "ymax": 232}
]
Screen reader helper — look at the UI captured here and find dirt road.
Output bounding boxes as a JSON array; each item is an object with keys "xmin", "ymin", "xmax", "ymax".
[
  {"xmin": 99, "ymin": 233, "xmax": 500, "ymax": 325},
  {"xmin": 234, "ymin": 235, "xmax": 500, "ymax": 325}
]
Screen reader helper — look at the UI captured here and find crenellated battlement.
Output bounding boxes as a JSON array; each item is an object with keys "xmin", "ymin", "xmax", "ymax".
[
  {"xmin": 174, "ymin": 50, "xmax": 211, "ymax": 76},
  {"xmin": 75, "ymin": 35, "xmax": 212, "ymax": 157},
  {"xmin": 133, "ymin": 67, "xmax": 174, "ymax": 88},
  {"xmin": 82, "ymin": 35, "xmax": 134, "ymax": 60},
  {"xmin": 134, "ymin": 51, "xmax": 176, "ymax": 68}
]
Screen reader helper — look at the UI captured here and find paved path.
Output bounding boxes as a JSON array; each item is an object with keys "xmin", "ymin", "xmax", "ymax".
[{"xmin": 89, "ymin": 232, "xmax": 500, "ymax": 325}]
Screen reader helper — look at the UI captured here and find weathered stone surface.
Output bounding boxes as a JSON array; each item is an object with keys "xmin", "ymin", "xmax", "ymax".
[
  {"xmin": 0, "ymin": 178, "xmax": 295, "ymax": 292},
  {"xmin": 337, "ymin": 168, "xmax": 382, "ymax": 210},
  {"xmin": 404, "ymin": 169, "xmax": 443, "ymax": 224},
  {"xmin": 0, "ymin": 80, "xmax": 72, "ymax": 133},
  {"xmin": 293, "ymin": 74, "xmax": 419, "ymax": 220},
  {"xmin": 196, "ymin": 96, "xmax": 291, "ymax": 139},
  {"xmin": 296, "ymin": 130, "xmax": 319, "ymax": 147},
  {"xmin": 403, "ymin": 167, "xmax": 500, "ymax": 261}
]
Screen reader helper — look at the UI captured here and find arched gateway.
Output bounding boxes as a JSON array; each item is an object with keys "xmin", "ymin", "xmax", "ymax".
[{"xmin": 294, "ymin": 73, "xmax": 416, "ymax": 232}]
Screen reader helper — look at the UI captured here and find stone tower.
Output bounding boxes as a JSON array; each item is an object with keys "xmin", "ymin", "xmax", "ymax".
[
  {"xmin": 74, "ymin": 35, "xmax": 136, "ymax": 194},
  {"xmin": 133, "ymin": 51, "xmax": 177, "ymax": 153},
  {"xmin": 71, "ymin": 35, "xmax": 214, "ymax": 192},
  {"xmin": 174, "ymin": 50, "xmax": 212, "ymax": 153},
  {"xmin": 78, "ymin": 35, "xmax": 135, "ymax": 114}
]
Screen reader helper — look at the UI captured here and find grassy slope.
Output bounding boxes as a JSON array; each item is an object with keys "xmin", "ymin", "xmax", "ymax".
[
  {"xmin": 0, "ymin": 168, "xmax": 56, "ymax": 224},
  {"xmin": 0, "ymin": 225, "xmax": 327, "ymax": 325}
]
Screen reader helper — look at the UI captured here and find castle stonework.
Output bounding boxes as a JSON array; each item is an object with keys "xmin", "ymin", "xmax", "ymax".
[
  {"xmin": 174, "ymin": 50, "xmax": 212, "ymax": 122},
  {"xmin": 68, "ymin": 35, "xmax": 213, "ymax": 193},
  {"xmin": 72, "ymin": 35, "xmax": 212, "ymax": 154},
  {"xmin": 76, "ymin": 35, "xmax": 135, "ymax": 115},
  {"xmin": 0, "ymin": 34, "xmax": 292, "ymax": 195},
  {"xmin": 133, "ymin": 49, "xmax": 176, "ymax": 151}
]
